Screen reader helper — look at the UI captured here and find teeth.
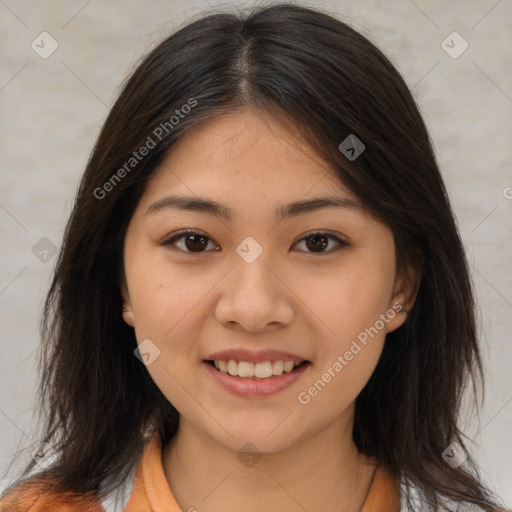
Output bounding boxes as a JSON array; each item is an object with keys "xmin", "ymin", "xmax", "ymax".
[
  {"xmin": 283, "ymin": 361, "xmax": 295, "ymax": 372},
  {"xmin": 212, "ymin": 359, "xmax": 303, "ymax": 379},
  {"xmin": 272, "ymin": 360, "xmax": 283, "ymax": 375},
  {"xmin": 238, "ymin": 361, "xmax": 254, "ymax": 378},
  {"xmin": 255, "ymin": 362, "xmax": 273, "ymax": 379},
  {"xmin": 227, "ymin": 360, "xmax": 238, "ymax": 376}
]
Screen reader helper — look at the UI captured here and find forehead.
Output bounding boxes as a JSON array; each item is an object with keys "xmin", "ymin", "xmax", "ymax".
[{"xmin": 142, "ymin": 108, "xmax": 356, "ymax": 203}]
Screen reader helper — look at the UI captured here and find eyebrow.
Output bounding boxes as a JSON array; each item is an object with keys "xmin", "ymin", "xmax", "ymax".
[{"xmin": 145, "ymin": 194, "xmax": 363, "ymax": 222}]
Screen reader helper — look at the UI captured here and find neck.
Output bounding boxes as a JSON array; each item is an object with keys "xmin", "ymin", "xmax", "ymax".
[{"xmin": 162, "ymin": 414, "xmax": 377, "ymax": 512}]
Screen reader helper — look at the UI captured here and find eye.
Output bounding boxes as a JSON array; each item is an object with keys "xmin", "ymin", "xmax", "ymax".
[
  {"xmin": 161, "ymin": 229, "xmax": 220, "ymax": 253},
  {"xmin": 293, "ymin": 232, "xmax": 348, "ymax": 254},
  {"xmin": 161, "ymin": 230, "xmax": 348, "ymax": 255}
]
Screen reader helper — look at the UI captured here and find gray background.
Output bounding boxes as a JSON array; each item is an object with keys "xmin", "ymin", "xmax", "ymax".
[{"xmin": 1, "ymin": 0, "xmax": 511, "ymax": 505}]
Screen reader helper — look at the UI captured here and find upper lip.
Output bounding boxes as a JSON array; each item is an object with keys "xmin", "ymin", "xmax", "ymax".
[{"xmin": 205, "ymin": 349, "xmax": 308, "ymax": 364}]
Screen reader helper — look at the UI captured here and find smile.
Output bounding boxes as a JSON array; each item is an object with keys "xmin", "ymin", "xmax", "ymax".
[
  {"xmin": 204, "ymin": 359, "xmax": 311, "ymax": 397},
  {"xmin": 212, "ymin": 359, "xmax": 304, "ymax": 379}
]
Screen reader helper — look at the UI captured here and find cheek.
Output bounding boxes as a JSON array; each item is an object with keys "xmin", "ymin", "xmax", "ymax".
[
  {"xmin": 295, "ymin": 260, "xmax": 395, "ymax": 344},
  {"xmin": 127, "ymin": 265, "xmax": 206, "ymax": 410},
  {"xmin": 298, "ymin": 339, "xmax": 384, "ymax": 419},
  {"xmin": 126, "ymin": 255, "xmax": 227, "ymax": 389},
  {"xmin": 298, "ymin": 284, "xmax": 388, "ymax": 413},
  {"xmin": 292, "ymin": 254, "xmax": 393, "ymax": 404},
  {"xmin": 128, "ymin": 251, "xmax": 212, "ymax": 336}
]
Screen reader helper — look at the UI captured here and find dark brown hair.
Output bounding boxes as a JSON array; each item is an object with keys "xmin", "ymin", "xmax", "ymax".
[{"xmin": 2, "ymin": 3, "xmax": 506, "ymax": 510}]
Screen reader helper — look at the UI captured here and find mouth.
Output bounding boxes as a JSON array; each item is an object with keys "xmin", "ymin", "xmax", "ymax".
[
  {"xmin": 206, "ymin": 359, "xmax": 310, "ymax": 379},
  {"xmin": 203, "ymin": 358, "xmax": 311, "ymax": 398}
]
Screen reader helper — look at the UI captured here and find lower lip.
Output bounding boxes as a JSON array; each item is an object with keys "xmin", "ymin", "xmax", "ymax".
[{"xmin": 203, "ymin": 361, "xmax": 310, "ymax": 398}]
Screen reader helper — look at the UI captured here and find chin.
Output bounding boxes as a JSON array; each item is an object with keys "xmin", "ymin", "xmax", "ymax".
[{"xmin": 202, "ymin": 416, "xmax": 307, "ymax": 455}]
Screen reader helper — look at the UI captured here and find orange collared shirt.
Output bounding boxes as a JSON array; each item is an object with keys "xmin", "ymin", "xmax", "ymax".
[
  {"xmin": 0, "ymin": 433, "xmax": 401, "ymax": 511},
  {"xmin": 124, "ymin": 433, "xmax": 400, "ymax": 511}
]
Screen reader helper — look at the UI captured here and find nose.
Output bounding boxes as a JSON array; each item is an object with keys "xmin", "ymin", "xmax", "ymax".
[{"xmin": 214, "ymin": 248, "xmax": 295, "ymax": 333}]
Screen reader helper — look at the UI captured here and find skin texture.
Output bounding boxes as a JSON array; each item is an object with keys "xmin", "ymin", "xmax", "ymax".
[{"xmin": 121, "ymin": 108, "xmax": 417, "ymax": 512}]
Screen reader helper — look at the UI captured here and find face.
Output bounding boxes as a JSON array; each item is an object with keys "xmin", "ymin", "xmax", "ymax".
[{"xmin": 121, "ymin": 108, "xmax": 412, "ymax": 453}]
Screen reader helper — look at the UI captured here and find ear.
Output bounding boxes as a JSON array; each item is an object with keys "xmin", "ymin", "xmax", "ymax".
[
  {"xmin": 120, "ymin": 278, "xmax": 135, "ymax": 328},
  {"xmin": 386, "ymin": 259, "xmax": 421, "ymax": 333}
]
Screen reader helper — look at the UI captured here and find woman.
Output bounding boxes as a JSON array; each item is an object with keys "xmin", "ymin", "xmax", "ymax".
[{"xmin": 0, "ymin": 3, "xmax": 508, "ymax": 511}]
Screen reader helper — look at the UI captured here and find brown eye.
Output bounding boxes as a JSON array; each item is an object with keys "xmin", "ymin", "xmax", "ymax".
[
  {"xmin": 305, "ymin": 234, "xmax": 329, "ymax": 252},
  {"xmin": 162, "ymin": 230, "xmax": 219, "ymax": 253},
  {"xmin": 184, "ymin": 234, "xmax": 209, "ymax": 252},
  {"xmin": 162, "ymin": 230, "xmax": 347, "ymax": 255},
  {"xmin": 294, "ymin": 232, "xmax": 346, "ymax": 254}
]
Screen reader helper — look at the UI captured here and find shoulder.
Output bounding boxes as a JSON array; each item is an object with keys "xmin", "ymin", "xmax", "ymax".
[
  {"xmin": 0, "ymin": 475, "xmax": 104, "ymax": 512},
  {"xmin": 1, "ymin": 437, "xmax": 143, "ymax": 512},
  {"xmin": 97, "ymin": 457, "xmax": 137, "ymax": 512}
]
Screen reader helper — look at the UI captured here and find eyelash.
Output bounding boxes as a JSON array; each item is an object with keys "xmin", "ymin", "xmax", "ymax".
[{"xmin": 160, "ymin": 229, "xmax": 348, "ymax": 255}]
